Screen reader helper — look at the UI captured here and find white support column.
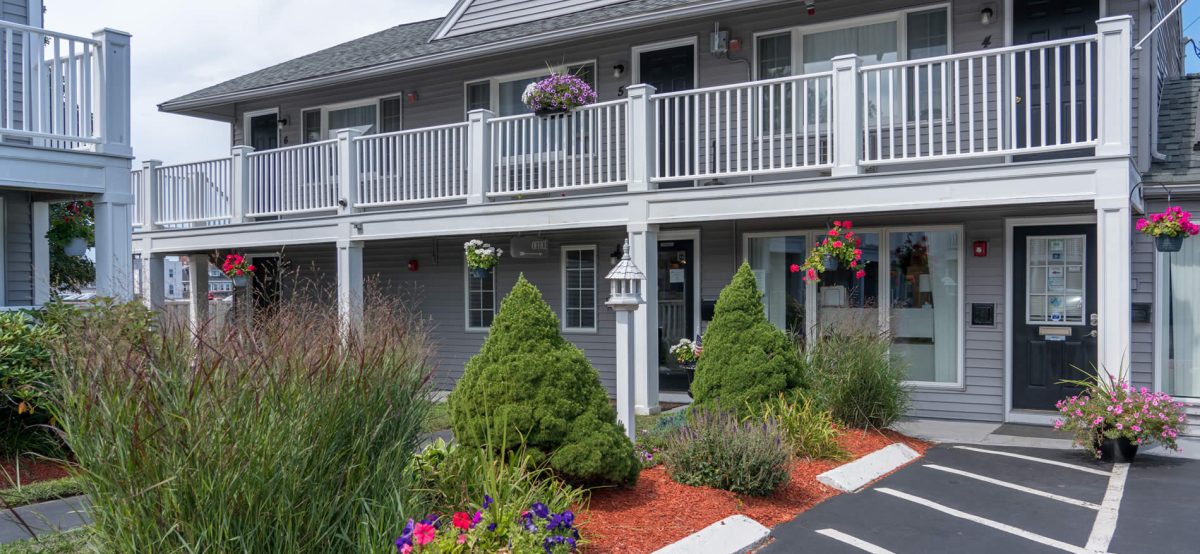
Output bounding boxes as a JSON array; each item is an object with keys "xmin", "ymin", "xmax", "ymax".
[
  {"xmin": 187, "ymin": 253, "xmax": 209, "ymax": 327},
  {"xmin": 31, "ymin": 202, "xmax": 50, "ymax": 305},
  {"xmin": 466, "ymin": 109, "xmax": 493, "ymax": 205},
  {"xmin": 91, "ymin": 29, "xmax": 132, "ymax": 157},
  {"xmin": 337, "ymin": 239, "xmax": 364, "ymax": 336},
  {"xmin": 1095, "ymin": 16, "xmax": 1132, "ymax": 158},
  {"xmin": 140, "ymin": 160, "xmax": 161, "ymax": 231},
  {"xmin": 614, "ymin": 307, "xmax": 637, "ymax": 438},
  {"xmin": 95, "ymin": 166, "xmax": 135, "ymax": 301},
  {"xmin": 629, "ymin": 224, "xmax": 659, "ymax": 415},
  {"xmin": 139, "ymin": 251, "xmax": 165, "ymax": 310},
  {"xmin": 626, "ymin": 84, "xmax": 657, "ymax": 192},
  {"xmin": 1096, "ymin": 199, "xmax": 1132, "ymax": 380},
  {"xmin": 336, "ymin": 129, "xmax": 363, "ymax": 214},
  {"xmin": 229, "ymin": 146, "xmax": 253, "ymax": 223},
  {"xmin": 831, "ymin": 54, "xmax": 862, "ymax": 176}
]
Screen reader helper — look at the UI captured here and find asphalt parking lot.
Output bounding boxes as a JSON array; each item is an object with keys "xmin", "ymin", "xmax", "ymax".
[{"xmin": 762, "ymin": 444, "xmax": 1200, "ymax": 554}]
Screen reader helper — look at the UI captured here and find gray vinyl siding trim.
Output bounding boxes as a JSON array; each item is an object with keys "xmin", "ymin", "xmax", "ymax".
[
  {"xmin": 2, "ymin": 190, "xmax": 33, "ymax": 306},
  {"xmin": 444, "ymin": 0, "xmax": 631, "ymax": 39},
  {"xmin": 0, "ymin": 0, "xmax": 28, "ymax": 24}
]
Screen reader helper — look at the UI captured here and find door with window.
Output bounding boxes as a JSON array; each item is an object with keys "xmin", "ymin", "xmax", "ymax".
[
  {"xmin": 248, "ymin": 112, "xmax": 279, "ymax": 151},
  {"xmin": 1012, "ymin": 0, "xmax": 1099, "ymax": 151},
  {"xmin": 639, "ymin": 44, "xmax": 695, "ymax": 179},
  {"xmin": 658, "ymin": 238, "xmax": 695, "ymax": 393},
  {"xmin": 1012, "ymin": 225, "xmax": 1098, "ymax": 410}
]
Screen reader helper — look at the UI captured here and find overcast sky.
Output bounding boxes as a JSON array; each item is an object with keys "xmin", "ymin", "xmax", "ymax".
[{"xmin": 44, "ymin": 0, "xmax": 455, "ymax": 166}]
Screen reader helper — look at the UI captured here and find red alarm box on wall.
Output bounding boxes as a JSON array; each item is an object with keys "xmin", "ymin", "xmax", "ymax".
[{"xmin": 973, "ymin": 241, "xmax": 988, "ymax": 257}]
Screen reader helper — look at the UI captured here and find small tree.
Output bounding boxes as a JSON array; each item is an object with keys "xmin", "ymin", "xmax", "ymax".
[
  {"xmin": 449, "ymin": 275, "xmax": 639, "ymax": 486},
  {"xmin": 691, "ymin": 262, "xmax": 804, "ymax": 414}
]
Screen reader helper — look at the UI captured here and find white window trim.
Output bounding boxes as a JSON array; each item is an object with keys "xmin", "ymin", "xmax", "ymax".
[
  {"xmin": 464, "ymin": 263, "xmax": 497, "ymax": 332},
  {"xmin": 300, "ymin": 93, "xmax": 404, "ymax": 141},
  {"xmin": 751, "ymin": 3, "xmax": 954, "ymax": 80},
  {"xmin": 742, "ymin": 224, "xmax": 965, "ymax": 389},
  {"xmin": 242, "ymin": 107, "xmax": 280, "ymax": 149},
  {"xmin": 561, "ymin": 245, "xmax": 598, "ymax": 333},
  {"xmin": 466, "ymin": 60, "xmax": 598, "ymax": 117},
  {"xmin": 631, "ymin": 36, "xmax": 699, "ymax": 88}
]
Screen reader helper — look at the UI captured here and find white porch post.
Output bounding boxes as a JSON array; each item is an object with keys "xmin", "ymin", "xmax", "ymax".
[
  {"xmin": 606, "ymin": 240, "xmax": 645, "ymax": 441},
  {"xmin": 337, "ymin": 239, "xmax": 364, "ymax": 336},
  {"xmin": 95, "ymin": 167, "xmax": 135, "ymax": 300},
  {"xmin": 139, "ymin": 250, "xmax": 165, "ymax": 310},
  {"xmin": 91, "ymin": 29, "xmax": 132, "ymax": 157},
  {"xmin": 31, "ymin": 202, "xmax": 50, "ymax": 305},
  {"xmin": 336, "ymin": 129, "xmax": 363, "ymax": 214},
  {"xmin": 1096, "ymin": 198, "xmax": 1132, "ymax": 380},
  {"xmin": 626, "ymin": 84, "xmax": 657, "ymax": 192},
  {"xmin": 629, "ymin": 224, "xmax": 659, "ymax": 415},
  {"xmin": 830, "ymin": 54, "xmax": 862, "ymax": 176},
  {"xmin": 140, "ymin": 160, "xmax": 161, "ymax": 231},
  {"xmin": 230, "ymin": 146, "xmax": 253, "ymax": 223},
  {"xmin": 187, "ymin": 253, "xmax": 209, "ymax": 326},
  {"xmin": 466, "ymin": 109, "xmax": 493, "ymax": 205},
  {"xmin": 1095, "ymin": 16, "xmax": 1132, "ymax": 158}
]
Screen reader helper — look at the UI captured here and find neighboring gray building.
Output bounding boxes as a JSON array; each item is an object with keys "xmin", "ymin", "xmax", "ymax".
[{"xmin": 132, "ymin": 0, "xmax": 1190, "ymax": 426}]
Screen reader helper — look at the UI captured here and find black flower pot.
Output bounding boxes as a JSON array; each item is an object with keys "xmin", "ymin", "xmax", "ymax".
[
  {"xmin": 534, "ymin": 107, "xmax": 571, "ymax": 117},
  {"xmin": 1156, "ymin": 234, "xmax": 1184, "ymax": 253},
  {"xmin": 469, "ymin": 267, "xmax": 492, "ymax": 279},
  {"xmin": 1098, "ymin": 436, "xmax": 1138, "ymax": 463}
]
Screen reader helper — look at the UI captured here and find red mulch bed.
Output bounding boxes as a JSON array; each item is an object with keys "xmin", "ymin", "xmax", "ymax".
[
  {"xmin": 0, "ymin": 457, "xmax": 70, "ymax": 489},
  {"xmin": 580, "ymin": 429, "xmax": 929, "ymax": 554}
]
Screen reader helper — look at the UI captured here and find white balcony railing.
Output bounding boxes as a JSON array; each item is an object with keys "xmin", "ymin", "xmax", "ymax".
[
  {"xmin": 0, "ymin": 21, "xmax": 129, "ymax": 151},
  {"xmin": 133, "ymin": 18, "xmax": 1131, "ymax": 232}
]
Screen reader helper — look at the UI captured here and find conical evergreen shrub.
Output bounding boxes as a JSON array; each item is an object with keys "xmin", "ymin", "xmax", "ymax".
[
  {"xmin": 449, "ymin": 275, "xmax": 639, "ymax": 486},
  {"xmin": 691, "ymin": 262, "xmax": 805, "ymax": 413}
]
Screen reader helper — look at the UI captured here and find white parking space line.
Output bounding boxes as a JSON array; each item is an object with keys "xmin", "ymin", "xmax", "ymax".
[
  {"xmin": 923, "ymin": 464, "xmax": 1102, "ymax": 510},
  {"xmin": 1085, "ymin": 463, "xmax": 1129, "ymax": 552},
  {"xmin": 875, "ymin": 488, "xmax": 1109, "ymax": 554},
  {"xmin": 815, "ymin": 529, "xmax": 897, "ymax": 554},
  {"xmin": 952, "ymin": 446, "xmax": 1112, "ymax": 476}
]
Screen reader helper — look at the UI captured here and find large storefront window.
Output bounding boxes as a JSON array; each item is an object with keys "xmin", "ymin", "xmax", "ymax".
[
  {"xmin": 747, "ymin": 228, "xmax": 962, "ymax": 386},
  {"xmin": 889, "ymin": 230, "xmax": 960, "ymax": 384},
  {"xmin": 1167, "ymin": 238, "xmax": 1200, "ymax": 398}
]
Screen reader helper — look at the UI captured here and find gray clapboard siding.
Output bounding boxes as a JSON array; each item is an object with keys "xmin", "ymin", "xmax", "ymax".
[
  {"xmin": 442, "ymin": 0, "xmax": 629, "ymax": 39},
  {"xmin": 0, "ymin": 0, "xmax": 28, "ymax": 24},
  {"xmin": 3, "ymin": 190, "xmax": 33, "ymax": 306}
]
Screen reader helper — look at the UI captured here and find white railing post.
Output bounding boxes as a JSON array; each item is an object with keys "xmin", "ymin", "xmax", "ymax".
[
  {"xmin": 141, "ymin": 159, "xmax": 161, "ymax": 231},
  {"xmin": 91, "ymin": 28, "xmax": 131, "ymax": 157},
  {"xmin": 467, "ymin": 109, "xmax": 493, "ymax": 205},
  {"xmin": 831, "ymin": 54, "xmax": 862, "ymax": 176},
  {"xmin": 336, "ymin": 128, "xmax": 364, "ymax": 214},
  {"xmin": 626, "ymin": 84, "xmax": 656, "ymax": 191},
  {"xmin": 230, "ymin": 145, "xmax": 253, "ymax": 223},
  {"xmin": 1095, "ymin": 16, "xmax": 1132, "ymax": 157}
]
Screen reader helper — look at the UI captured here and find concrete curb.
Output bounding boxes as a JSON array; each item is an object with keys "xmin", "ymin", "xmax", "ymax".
[
  {"xmin": 817, "ymin": 443, "xmax": 920, "ymax": 493},
  {"xmin": 651, "ymin": 514, "xmax": 770, "ymax": 554}
]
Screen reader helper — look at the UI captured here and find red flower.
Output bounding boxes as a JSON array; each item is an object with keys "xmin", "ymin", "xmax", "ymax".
[
  {"xmin": 850, "ymin": 260, "xmax": 857, "ymax": 268},
  {"xmin": 452, "ymin": 511, "xmax": 472, "ymax": 531},
  {"xmin": 833, "ymin": 220, "xmax": 843, "ymax": 227},
  {"xmin": 832, "ymin": 240, "xmax": 843, "ymax": 248},
  {"xmin": 828, "ymin": 228, "xmax": 840, "ymax": 236},
  {"xmin": 842, "ymin": 221, "xmax": 853, "ymax": 229},
  {"xmin": 855, "ymin": 269, "xmax": 866, "ymax": 279},
  {"xmin": 789, "ymin": 263, "xmax": 800, "ymax": 273},
  {"xmin": 247, "ymin": 265, "xmax": 255, "ymax": 272}
]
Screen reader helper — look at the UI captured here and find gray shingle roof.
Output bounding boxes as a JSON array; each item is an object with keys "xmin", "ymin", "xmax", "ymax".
[
  {"xmin": 1145, "ymin": 75, "xmax": 1200, "ymax": 187},
  {"xmin": 161, "ymin": 0, "xmax": 704, "ymax": 109}
]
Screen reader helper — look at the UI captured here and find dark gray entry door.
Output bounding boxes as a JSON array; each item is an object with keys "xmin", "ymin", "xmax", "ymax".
[
  {"xmin": 1012, "ymin": 224, "xmax": 1098, "ymax": 410},
  {"xmin": 1012, "ymin": 0, "xmax": 1099, "ymax": 150}
]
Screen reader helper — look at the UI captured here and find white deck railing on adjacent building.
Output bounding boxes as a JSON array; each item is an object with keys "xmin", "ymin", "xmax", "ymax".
[{"xmin": 133, "ymin": 20, "xmax": 1130, "ymax": 231}]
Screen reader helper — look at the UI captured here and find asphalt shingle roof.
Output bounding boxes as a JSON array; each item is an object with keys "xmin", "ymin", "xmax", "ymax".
[
  {"xmin": 161, "ymin": 0, "xmax": 703, "ymax": 109},
  {"xmin": 1145, "ymin": 75, "xmax": 1200, "ymax": 186}
]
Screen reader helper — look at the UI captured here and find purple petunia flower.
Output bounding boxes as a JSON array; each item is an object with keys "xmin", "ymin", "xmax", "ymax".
[
  {"xmin": 394, "ymin": 519, "xmax": 415, "ymax": 551},
  {"xmin": 531, "ymin": 502, "xmax": 550, "ymax": 519},
  {"xmin": 482, "ymin": 494, "xmax": 493, "ymax": 509}
]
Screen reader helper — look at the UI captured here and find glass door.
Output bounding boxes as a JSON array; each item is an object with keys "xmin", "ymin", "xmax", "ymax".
[{"xmin": 658, "ymin": 239, "xmax": 695, "ymax": 394}]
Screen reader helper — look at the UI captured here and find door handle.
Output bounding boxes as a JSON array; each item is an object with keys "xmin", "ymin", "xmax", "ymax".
[{"xmin": 1088, "ymin": 330, "xmax": 1098, "ymax": 338}]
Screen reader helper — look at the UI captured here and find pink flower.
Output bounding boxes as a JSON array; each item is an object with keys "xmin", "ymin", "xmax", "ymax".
[
  {"xmin": 413, "ymin": 523, "xmax": 436, "ymax": 546},
  {"xmin": 855, "ymin": 269, "xmax": 866, "ymax": 279},
  {"xmin": 832, "ymin": 241, "xmax": 843, "ymax": 248},
  {"xmin": 401, "ymin": 545, "xmax": 412, "ymax": 554},
  {"xmin": 833, "ymin": 220, "xmax": 843, "ymax": 227},
  {"xmin": 843, "ymin": 221, "xmax": 853, "ymax": 229},
  {"xmin": 458, "ymin": 535, "xmax": 468, "ymax": 544},
  {"xmin": 789, "ymin": 263, "xmax": 800, "ymax": 273}
]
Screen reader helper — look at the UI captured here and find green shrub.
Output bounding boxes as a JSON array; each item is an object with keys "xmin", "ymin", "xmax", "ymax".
[
  {"xmin": 49, "ymin": 293, "xmax": 432, "ymax": 554},
  {"xmin": 634, "ymin": 410, "xmax": 688, "ymax": 468},
  {"xmin": 449, "ymin": 275, "xmax": 639, "ymax": 486},
  {"xmin": 0, "ymin": 311, "xmax": 60, "ymax": 456},
  {"xmin": 753, "ymin": 392, "xmax": 848, "ymax": 461},
  {"xmin": 807, "ymin": 329, "xmax": 910, "ymax": 429},
  {"xmin": 691, "ymin": 262, "xmax": 804, "ymax": 414},
  {"xmin": 662, "ymin": 409, "xmax": 791, "ymax": 496}
]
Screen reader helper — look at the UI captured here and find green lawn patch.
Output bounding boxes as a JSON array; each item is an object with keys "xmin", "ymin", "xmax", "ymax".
[
  {"xmin": 423, "ymin": 401, "xmax": 451, "ymax": 433},
  {"xmin": 0, "ymin": 476, "xmax": 83, "ymax": 508},
  {"xmin": 0, "ymin": 527, "xmax": 93, "ymax": 553}
]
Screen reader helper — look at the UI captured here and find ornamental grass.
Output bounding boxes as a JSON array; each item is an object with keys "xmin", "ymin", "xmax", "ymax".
[{"xmin": 47, "ymin": 290, "xmax": 433, "ymax": 554}]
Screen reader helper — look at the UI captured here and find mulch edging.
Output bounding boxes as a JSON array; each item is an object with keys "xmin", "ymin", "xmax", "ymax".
[
  {"xmin": 581, "ymin": 429, "xmax": 929, "ymax": 554},
  {"xmin": 1, "ymin": 458, "xmax": 69, "ymax": 489}
]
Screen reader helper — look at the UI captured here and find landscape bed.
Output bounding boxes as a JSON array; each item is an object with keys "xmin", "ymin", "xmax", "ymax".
[{"xmin": 580, "ymin": 429, "xmax": 928, "ymax": 554}]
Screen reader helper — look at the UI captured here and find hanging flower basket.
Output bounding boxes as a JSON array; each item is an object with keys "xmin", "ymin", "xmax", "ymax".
[
  {"xmin": 464, "ymin": 239, "xmax": 503, "ymax": 276},
  {"xmin": 221, "ymin": 253, "xmax": 255, "ymax": 288},
  {"xmin": 522, "ymin": 72, "xmax": 596, "ymax": 117},
  {"xmin": 1137, "ymin": 206, "xmax": 1199, "ymax": 252},
  {"xmin": 795, "ymin": 220, "xmax": 866, "ymax": 281},
  {"xmin": 63, "ymin": 236, "xmax": 88, "ymax": 257}
]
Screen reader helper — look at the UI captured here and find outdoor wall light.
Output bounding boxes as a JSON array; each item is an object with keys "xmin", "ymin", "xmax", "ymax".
[
  {"xmin": 612, "ymin": 64, "xmax": 625, "ymax": 78},
  {"xmin": 277, "ymin": 117, "xmax": 289, "ymax": 130},
  {"xmin": 804, "ymin": 0, "xmax": 815, "ymax": 16},
  {"xmin": 980, "ymin": 6, "xmax": 994, "ymax": 26}
]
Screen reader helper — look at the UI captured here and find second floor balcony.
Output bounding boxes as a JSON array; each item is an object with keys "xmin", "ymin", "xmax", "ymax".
[{"xmin": 133, "ymin": 17, "xmax": 1132, "ymax": 233}]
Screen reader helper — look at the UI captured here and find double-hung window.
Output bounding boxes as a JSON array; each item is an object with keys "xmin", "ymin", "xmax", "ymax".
[
  {"xmin": 466, "ymin": 267, "xmax": 496, "ymax": 330},
  {"xmin": 465, "ymin": 62, "xmax": 596, "ymax": 118},
  {"xmin": 562, "ymin": 246, "xmax": 597, "ymax": 331},
  {"xmin": 300, "ymin": 95, "xmax": 404, "ymax": 144}
]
